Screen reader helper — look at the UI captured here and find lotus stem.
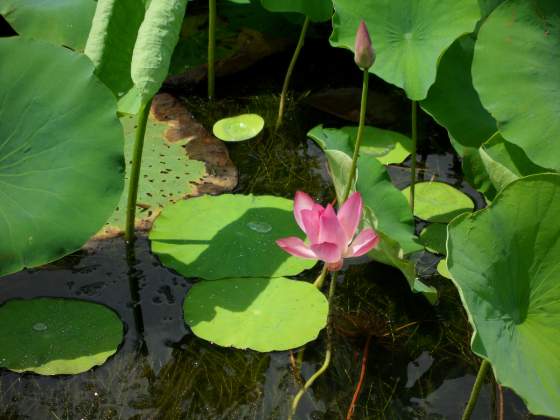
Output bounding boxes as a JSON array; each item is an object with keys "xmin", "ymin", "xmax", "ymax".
[
  {"xmin": 346, "ymin": 334, "xmax": 372, "ymax": 420},
  {"xmin": 289, "ymin": 271, "xmax": 338, "ymax": 419},
  {"xmin": 462, "ymin": 359, "xmax": 491, "ymax": 420},
  {"xmin": 208, "ymin": 0, "xmax": 216, "ymax": 100},
  {"xmin": 313, "ymin": 264, "xmax": 329, "ymax": 289},
  {"xmin": 410, "ymin": 100, "xmax": 418, "ymax": 213},
  {"xmin": 125, "ymin": 98, "xmax": 152, "ymax": 243},
  {"xmin": 275, "ymin": 16, "xmax": 310, "ymax": 130},
  {"xmin": 342, "ymin": 68, "xmax": 369, "ymax": 202}
]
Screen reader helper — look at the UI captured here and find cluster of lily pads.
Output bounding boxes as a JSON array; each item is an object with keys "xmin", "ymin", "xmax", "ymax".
[{"xmin": 0, "ymin": 0, "xmax": 559, "ymax": 418}]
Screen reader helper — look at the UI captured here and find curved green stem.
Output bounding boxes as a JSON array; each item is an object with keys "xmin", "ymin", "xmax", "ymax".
[
  {"xmin": 125, "ymin": 98, "xmax": 152, "ymax": 243},
  {"xmin": 462, "ymin": 359, "xmax": 491, "ymax": 420},
  {"xmin": 410, "ymin": 100, "xmax": 418, "ymax": 213},
  {"xmin": 342, "ymin": 69, "xmax": 369, "ymax": 202},
  {"xmin": 275, "ymin": 16, "xmax": 310, "ymax": 130},
  {"xmin": 289, "ymin": 271, "xmax": 338, "ymax": 420},
  {"xmin": 208, "ymin": 0, "xmax": 216, "ymax": 100},
  {"xmin": 313, "ymin": 264, "xmax": 329, "ymax": 289}
]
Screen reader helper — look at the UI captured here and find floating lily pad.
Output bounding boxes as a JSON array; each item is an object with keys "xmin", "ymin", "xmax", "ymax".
[
  {"xmin": 330, "ymin": 0, "xmax": 480, "ymax": 100},
  {"xmin": 0, "ymin": 0, "xmax": 97, "ymax": 50},
  {"xmin": 150, "ymin": 194, "xmax": 317, "ymax": 279},
  {"xmin": 96, "ymin": 112, "xmax": 206, "ymax": 238},
  {"xmin": 472, "ymin": 0, "xmax": 560, "ymax": 171},
  {"xmin": 0, "ymin": 37, "xmax": 123, "ymax": 276},
  {"xmin": 184, "ymin": 277, "xmax": 328, "ymax": 351},
  {"xmin": 436, "ymin": 258, "xmax": 451, "ymax": 279},
  {"xmin": 419, "ymin": 223, "xmax": 447, "ymax": 255},
  {"xmin": 308, "ymin": 124, "xmax": 412, "ymax": 165},
  {"xmin": 0, "ymin": 298, "xmax": 123, "ymax": 375},
  {"xmin": 402, "ymin": 182, "xmax": 474, "ymax": 223},
  {"xmin": 448, "ymin": 174, "xmax": 560, "ymax": 417},
  {"xmin": 213, "ymin": 114, "xmax": 264, "ymax": 142}
]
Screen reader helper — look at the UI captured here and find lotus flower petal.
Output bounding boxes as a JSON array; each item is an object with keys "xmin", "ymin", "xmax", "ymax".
[
  {"xmin": 293, "ymin": 191, "xmax": 316, "ymax": 233},
  {"xmin": 311, "ymin": 242, "xmax": 343, "ymax": 263},
  {"xmin": 301, "ymin": 209, "xmax": 321, "ymax": 244},
  {"xmin": 337, "ymin": 192, "xmax": 362, "ymax": 243},
  {"xmin": 276, "ymin": 237, "xmax": 317, "ymax": 259},
  {"xmin": 346, "ymin": 228, "xmax": 379, "ymax": 257},
  {"xmin": 318, "ymin": 204, "xmax": 347, "ymax": 249}
]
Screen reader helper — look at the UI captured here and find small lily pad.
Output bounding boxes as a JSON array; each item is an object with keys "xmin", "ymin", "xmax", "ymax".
[
  {"xmin": 436, "ymin": 258, "xmax": 451, "ymax": 279},
  {"xmin": 183, "ymin": 277, "xmax": 328, "ymax": 351},
  {"xmin": 402, "ymin": 182, "xmax": 474, "ymax": 223},
  {"xmin": 342, "ymin": 126, "xmax": 412, "ymax": 165},
  {"xmin": 150, "ymin": 194, "xmax": 317, "ymax": 279},
  {"xmin": 419, "ymin": 223, "xmax": 447, "ymax": 255},
  {"xmin": 0, "ymin": 298, "xmax": 123, "ymax": 375},
  {"xmin": 213, "ymin": 114, "xmax": 264, "ymax": 142}
]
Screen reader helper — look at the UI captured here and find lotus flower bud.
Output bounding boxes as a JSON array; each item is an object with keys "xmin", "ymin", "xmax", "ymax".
[{"xmin": 354, "ymin": 20, "xmax": 375, "ymax": 70}]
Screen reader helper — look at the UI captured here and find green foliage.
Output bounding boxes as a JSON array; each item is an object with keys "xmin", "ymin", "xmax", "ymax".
[
  {"xmin": 150, "ymin": 194, "xmax": 317, "ymax": 279},
  {"xmin": 100, "ymin": 115, "xmax": 206, "ymax": 236},
  {"xmin": 184, "ymin": 277, "xmax": 328, "ymax": 351},
  {"xmin": 419, "ymin": 223, "xmax": 447, "ymax": 255},
  {"xmin": 0, "ymin": 298, "xmax": 123, "ymax": 375},
  {"xmin": 213, "ymin": 114, "xmax": 265, "ymax": 141},
  {"xmin": 0, "ymin": 37, "xmax": 124, "ymax": 277},
  {"xmin": 0, "ymin": 0, "xmax": 96, "ymax": 50},
  {"xmin": 260, "ymin": 0, "xmax": 332, "ymax": 22},
  {"xmin": 330, "ymin": 0, "xmax": 480, "ymax": 100},
  {"xmin": 448, "ymin": 174, "xmax": 560, "ymax": 417},
  {"xmin": 401, "ymin": 182, "xmax": 474, "ymax": 223},
  {"xmin": 472, "ymin": 0, "xmax": 560, "ymax": 170},
  {"xmin": 308, "ymin": 124, "xmax": 412, "ymax": 165}
]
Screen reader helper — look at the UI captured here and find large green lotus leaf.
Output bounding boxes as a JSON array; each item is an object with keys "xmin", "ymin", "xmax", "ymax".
[
  {"xmin": 98, "ymin": 114, "xmax": 206, "ymax": 237},
  {"xmin": 421, "ymin": 35, "xmax": 496, "ymax": 152},
  {"xmin": 0, "ymin": 298, "xmax": 123, "ymax": 375},
  {"xmin": 0, "ymin": 0, "xmax": 96, "ymax": 50},
  {"xmin": 260, "ymin": 0, "xmax": 332, "ymax": 22},
  {"xmin": 0, "ymin": 37, "xmax": 124, "ymax": 277},
  {"xmin": 184, "ymin": 277, "xmax": 328, "ymax": 351},
  {"xmin": 150, "ymin": 194, "xmax": 317, "ymax": 279},
  {"xmin": 472, "ymin": 0, "xmax": 560, "ymax": 171},
  {"xmin": 330, "ymin": 0, "xmax": 480, "ymax": 100},
  {"xmin": 461, "ymin": 145, "xmax": 497, "ymax": 201},
  {"xmin": 479, "ymin": 133, "xmax": 548, "ymax": 193},
  {"xmin": 308, "ymin": 125, "xmax": 411, "ymax": 165},
  {"xmin": 447, "ymin": 174, "xmax": 560, "ymax": 417},
  {"xmin": 401, "ymin": 182, "xmax": 474, "ymax": 223},
  {"xmin": 85, "ymin": 0, "xmax": 149, "ymax": 98}
]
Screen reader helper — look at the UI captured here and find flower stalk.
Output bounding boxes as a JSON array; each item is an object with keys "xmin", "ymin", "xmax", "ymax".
[
  {"xmin": 410, "ymin": 100, "xmax": 418, "ymax": 213},
  {"xmin": 462, "ymin": 359, "xmax": 491, "ymax": 420}
]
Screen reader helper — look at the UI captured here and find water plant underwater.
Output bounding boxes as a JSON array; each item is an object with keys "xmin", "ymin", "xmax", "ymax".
[{"xmin": 0, "ymin": 0, "xmax": 560, "ymax": 419}]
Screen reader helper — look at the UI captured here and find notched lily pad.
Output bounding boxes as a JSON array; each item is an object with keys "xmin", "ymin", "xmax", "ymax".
[
  {"xmin": 150, "ymin": 194, "xmax": 317, "ymax": 280},
  {"xmin": 0, "ymin": 298, "xmax": 123, "ymax": 375},
  {"xmin": 183, "ymin": 277, "xmax": 328, "ymax": 351},
  {"xmin": 95, "ymin": 94, "xmax": 238, "ymax": 239},
  {"xmin": 402, "ymin": 182, "xmax": 474, "ymax": 223},
  {"xmin": 212, "ymin": 114, "xmax": 264, "ymax": 142}
]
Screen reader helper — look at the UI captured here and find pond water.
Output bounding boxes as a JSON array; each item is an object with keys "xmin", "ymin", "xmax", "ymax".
[{"xmin": 0, "ymin": 35, "xmax": 542, "ymax": 420}]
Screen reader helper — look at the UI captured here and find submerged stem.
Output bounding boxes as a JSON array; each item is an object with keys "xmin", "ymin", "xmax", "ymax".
[
  {"xmin": 275, "ymin": 17, "xmax": 310, "ymax": 130},
  {"xmin": 289, "ymin": 272, "xmax": 338, "ymax": 419},
  {"xmin": 342, "ymin": 69, "xmax": 369, "ymax": 202},
  {"xmin": 125, "ymin": 98, "xmax": 152, "ymax": 243},
  {"xmin": 208, "ymin": 0, "xmax": 216, "ymax": 100},
  {"xmin": 410, "ymin": 100, "xmax": 418, "ymax": 213},
  {"xmin": 462, "ymin": 359, "xmax": 491, "ymax": 420}
]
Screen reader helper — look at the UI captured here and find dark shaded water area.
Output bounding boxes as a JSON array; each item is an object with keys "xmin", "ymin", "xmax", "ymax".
[{"xmin": 0, "ymin": 29, "xmax": 542, "ymax": 420}]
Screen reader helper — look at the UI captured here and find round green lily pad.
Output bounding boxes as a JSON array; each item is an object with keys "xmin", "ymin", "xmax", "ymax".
[
  {"xmin": 419, "ymin": 223, "xmax": 447, "ymax": 255},
  {"xmin": 184, "ymin": 277, "xmax": 328, "ymax": 351},
  {"xmin": 150, "ymin": 194, "xmax": 317, "ymax": 279},
  {"xmin": 0, "ymin": 298, "xmax": 123, "ymax": 375},
  {"xmin": 402, "ymin": 182, "xmax": 474, "ymax": 223},
  {"xmin": 212, "ymin": 114, "xmax": 264, "ymax": 142},
  {"xmin": 448, "ymin": 174, "xmax": 560, "ymax": 417}
]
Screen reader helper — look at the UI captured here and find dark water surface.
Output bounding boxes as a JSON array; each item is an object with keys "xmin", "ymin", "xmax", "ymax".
[{"xmin": 0, "ymin": 34, "xmax": 541, "ymax": 420}]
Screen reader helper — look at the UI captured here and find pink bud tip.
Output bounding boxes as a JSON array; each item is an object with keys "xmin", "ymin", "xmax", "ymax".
[{"xmin": 354, "ymin": 20, "xmax": 375, "ymax": 70}]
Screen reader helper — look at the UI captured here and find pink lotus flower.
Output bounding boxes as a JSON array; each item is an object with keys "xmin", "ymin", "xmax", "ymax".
[
  {"xmin": 354, "ymin": 20, "xmax": 375, "ymax": 70},
  {"xmin": 276, "ymin": 191, "xmax": 379, "ymax": 271}
]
